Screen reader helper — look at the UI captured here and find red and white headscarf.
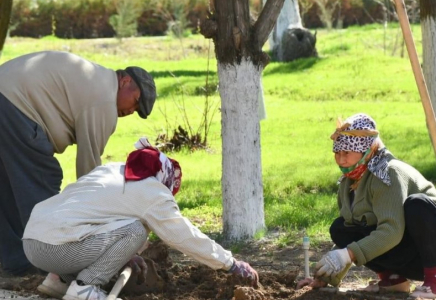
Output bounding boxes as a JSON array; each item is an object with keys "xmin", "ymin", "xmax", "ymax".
[{"xmin": 124, "ymin": 137, "xmax": 182, "ymax": 195}]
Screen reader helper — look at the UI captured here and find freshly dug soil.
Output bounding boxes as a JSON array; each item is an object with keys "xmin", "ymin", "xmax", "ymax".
[{"xmin": 0, "ymin": 237, "xmax": 417, "ymax": 300}]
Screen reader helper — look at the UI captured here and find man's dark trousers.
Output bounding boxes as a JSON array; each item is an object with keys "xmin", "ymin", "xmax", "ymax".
[{"xmin": 0, "ymin": 92, "xmax": 62, "ymax": 275}]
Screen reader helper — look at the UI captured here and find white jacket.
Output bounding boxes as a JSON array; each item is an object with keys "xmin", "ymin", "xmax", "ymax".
[{"xmin": 23, "ymin": 163, "xmax": 233, "ymax": 270}]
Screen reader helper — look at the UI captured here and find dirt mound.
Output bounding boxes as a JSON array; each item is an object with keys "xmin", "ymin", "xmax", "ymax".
[{"xmin": 0, "ymin": 238, "xmax": 415, "ymax": 300}]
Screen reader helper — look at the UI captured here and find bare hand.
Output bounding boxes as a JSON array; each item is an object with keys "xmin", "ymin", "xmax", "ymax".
[
  {"xmin": 296, "ymin": 278, "xmax": 313, "ymax": 289},
  {"xmin": 296, "ymin": 278, "xmax": 328, "ymax": 289}
]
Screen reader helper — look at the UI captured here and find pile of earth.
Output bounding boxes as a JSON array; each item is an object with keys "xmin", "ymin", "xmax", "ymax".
[{"xmin": 0, "ymin": 237, "xmax": 416, "ymax": 300}]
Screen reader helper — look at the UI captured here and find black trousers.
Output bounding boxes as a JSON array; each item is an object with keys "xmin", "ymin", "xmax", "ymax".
[
  {"xmin": 330, "ymin": 193, "xmax": 436, "ymax": 281},
  {"xmin": 0, "ymin": 93, "xmax": 63, "ymax": 275}
]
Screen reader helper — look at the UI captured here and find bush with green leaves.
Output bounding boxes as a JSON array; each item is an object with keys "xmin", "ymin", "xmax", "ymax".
[{"xmin": 109, "ymin": 0, "xmax": 141, "ymax": 39}]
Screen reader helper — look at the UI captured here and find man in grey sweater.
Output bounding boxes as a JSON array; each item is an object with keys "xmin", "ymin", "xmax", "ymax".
[{"xmin": 0, "ymin": 51, "xmax": 156, "ymax": 276}]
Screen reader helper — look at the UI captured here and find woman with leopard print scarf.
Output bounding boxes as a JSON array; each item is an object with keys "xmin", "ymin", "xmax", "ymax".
[{"xmin": 297, "ymin": 113, "xmax": 436, "ymax": 299}]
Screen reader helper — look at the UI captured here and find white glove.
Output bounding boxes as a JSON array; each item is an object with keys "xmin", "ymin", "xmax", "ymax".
[{"xmin": 315, "ymin": 248, "xmax": 351, "ymax": 277}]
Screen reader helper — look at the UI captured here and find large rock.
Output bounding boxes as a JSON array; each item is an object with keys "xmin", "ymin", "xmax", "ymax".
[{"xmin": 273, "ymin": 27, "xmax": 317, "ymax": 62}]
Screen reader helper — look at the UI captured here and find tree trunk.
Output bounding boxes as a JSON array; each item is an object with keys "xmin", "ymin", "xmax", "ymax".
[
  {"xmin": 0, "ymin": 0, "xmax": 13, "ymax": 58},
  {"xmin": 200, "ymin": 0, "xmax": 284, "ymax": 240},
  {"xmin": 421, "ymin": 0, "xmax": 436, "ymax": 111},
  {"xmin": 267, "ymin": 0, "xmax": 302, "ymax": 51},
  {"xmin": 219, "ymin": 59, "xmax": 265, "ymax": 240},
  {"xmin": 263, "ymin": 0, "xmax": 317, "ymax": 62}
]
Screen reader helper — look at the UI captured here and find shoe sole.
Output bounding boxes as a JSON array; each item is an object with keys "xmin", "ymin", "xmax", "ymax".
[
  {"xmin": 379, "ymin": 281, "xmax": 410, "ymax": 293},
  {"xmin": 37, "ymin": 284, "xmax": 65, "ymax": 299},
  {"xmin": 62, "ymin": 295, "xmax": 81, "ymax": 300},
  {"xmin": 410, "ymin": 291, "xmax": 436, "ymax": 299},
  {"xmin": 62, "ymin": 294, "xmax": 120, "ymax": 300},
  {"xmin": 359, "ymin": 280, "xmax": 410, "ymax": 293}
]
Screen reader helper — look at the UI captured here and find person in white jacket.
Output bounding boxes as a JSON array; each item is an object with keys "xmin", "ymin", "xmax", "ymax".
[{"xmin": 22, "ymin": 138, "xmax": 258, "ymax": 300}]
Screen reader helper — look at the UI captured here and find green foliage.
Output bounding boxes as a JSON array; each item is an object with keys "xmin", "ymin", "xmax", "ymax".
[
  {"xmin": 109, "ymin": 0, "xmax": 141, "ymax": 39},
  {"xmin": 155, "ymin": 62, "xmax": 219, "ymax": 151},
  {"xmin": 165, "ymin": 2, "xmax": 189, "ymax": 38},
  {"xmin": 10, "ymin": 0, "xmax": 210, "ymax": 38},
  {"xmin": 150, "ymin": 0, "xmax": 208, "ymax": 37},
  {"xmin": 254, "ymin": 228, "xmax": 267, "ymax": 240},
  {"xmin": 1, "ymin": 24, "xmax": 434, "ymax": 246}
]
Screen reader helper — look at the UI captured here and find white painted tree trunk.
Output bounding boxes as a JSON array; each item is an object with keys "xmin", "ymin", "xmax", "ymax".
[
  {"xmin": 218, "ymin": 58, "xmax": 265, "ymax": 240},
  {"xmin": 422, "ymin": 16, "xmax": 436, "ymax": 110},
  {"xmin": 265, "ymin": 0, "xmax": 302, "ymax": 52}
]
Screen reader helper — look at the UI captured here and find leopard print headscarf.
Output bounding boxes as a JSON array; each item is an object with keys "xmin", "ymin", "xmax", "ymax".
[
  {"xmin": 331, "ymin": 113, "xmax": 379, "ymax": 153},
  {"xmin": 331, "ymin": 114, "xmax": 392, "ymax": 187}
]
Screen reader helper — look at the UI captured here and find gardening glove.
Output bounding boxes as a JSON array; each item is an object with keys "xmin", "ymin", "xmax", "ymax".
[
  {"xmin": 315, "ymin": 248, "xmax": 351, "ymax": 278},
  {"xmin": 229, "ymin": 259, "xmax": 259, "ymax": 288},
  {"xmin": 126, "ymin": 255, "xmax": 148, "ymax": 284},
  {"xmin": 317, "ymin": 262, "xmax": 352, "ymax": 287}
]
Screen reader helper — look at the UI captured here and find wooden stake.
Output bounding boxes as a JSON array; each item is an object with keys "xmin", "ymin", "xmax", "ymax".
[{"xmin": 393, "ymin": 0, "xmax": 436, "ymax": 158}]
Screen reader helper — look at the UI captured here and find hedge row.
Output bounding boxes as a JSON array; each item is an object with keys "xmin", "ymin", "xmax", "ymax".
[{"xmin": 9, "ymin": 0, "xmax": 399, "ymax": 39}]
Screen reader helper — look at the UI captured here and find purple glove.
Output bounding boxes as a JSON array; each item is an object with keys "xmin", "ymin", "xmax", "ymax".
[
  {"xmin": 126, "ymin": 255, "xmax": 148, "ymax": 284},
  {"xmin": 229, "ymin": 259, "xmax": 259, "ymax": 287}
]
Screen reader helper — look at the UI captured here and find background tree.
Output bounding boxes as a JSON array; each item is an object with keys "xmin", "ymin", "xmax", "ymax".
[
  {"xmin": 0, "ymin": 0, "xmax": 13, "ymax": 58},
  {"xmin": 298, "ymin": 0, "xmax": 314, "ymax": 26},
  {"xmin": 149, "ymin": 0, "xmax": 190, "ymax": 57},
  {"xmin": 263, "ymin": 0, "xmax": 317, "ymax": 62},
  {"xmin": 109, "ymin": 0, "xmax": 142, "ymax": 39},
  {"xmin": 148, "ymin": 0, "xmax": 208, "ymax": 57},
  {"xmin": 267, "ymin": 0, "xmax": 302, "ymax": 49},
  {"xmin": 421, "ymin": 0, "xmax": 436, "ymax": 114},
  {"xmin": 200, "ymin": 0, "xmax": 284, "ymax": 240},
  {"xmin": 313, "ymin": 0, "xmax": 341, "ymax": 30}
]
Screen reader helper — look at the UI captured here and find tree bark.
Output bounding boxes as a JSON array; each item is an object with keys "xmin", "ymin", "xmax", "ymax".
[
  {"xmin": 0, "ymin": 0, "xmax": 13, "ymax": 58},
  {"xmin": 220, "ymin": 59, "xmax": 265, "ymax": 240},
  {"xmin": 263, "ymin": 0, "xmax": 317, "ymax": 62},
  {"xmin": 421, "ymin": 0, "xmax": 436, "ymax": 111},
  {"xmin": 201, "ymin": 0, "xmax": 284, "ymax": 240},
  {"xmin": 265, "ymin": 0, "xmax": 302, "ymax": 52}
]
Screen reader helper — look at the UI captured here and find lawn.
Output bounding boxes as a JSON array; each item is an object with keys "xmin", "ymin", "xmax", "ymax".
[{"xmin": 1, "ymin": 23, "xmax": 434, "ymax": 243}]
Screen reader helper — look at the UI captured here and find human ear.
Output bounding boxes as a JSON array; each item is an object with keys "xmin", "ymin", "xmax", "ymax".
[{"xmin": 120, "ymin": 75, "xmax": 133, "ymax": 88}]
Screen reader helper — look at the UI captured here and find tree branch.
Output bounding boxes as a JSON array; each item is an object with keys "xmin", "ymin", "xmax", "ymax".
[
  {"xmin": 253, "ymin": 0, "xmax": 285, "ymax": 49},
  {"xmin": 234, "ymin": 0, "xmax": 250, "ymax": 51},
  {"xmin": 214, "ymin": 0, "xmax": 238, "ymax": 63}
]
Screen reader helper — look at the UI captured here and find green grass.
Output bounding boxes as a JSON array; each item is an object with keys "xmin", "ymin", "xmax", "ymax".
[{"xmin": 1, "ymin": 23, "xmax": 434, "ymax": 244}]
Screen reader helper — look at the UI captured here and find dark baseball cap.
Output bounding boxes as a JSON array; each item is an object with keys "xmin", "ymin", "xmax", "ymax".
[{"xmin": 125, "ymin": 66, "xmax": 156, "ymax": 119}]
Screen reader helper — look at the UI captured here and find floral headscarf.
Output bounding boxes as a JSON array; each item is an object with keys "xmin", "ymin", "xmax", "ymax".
[{"xmin": 124, "ymin": 137, "xmax": 182, "ymax": 195}]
